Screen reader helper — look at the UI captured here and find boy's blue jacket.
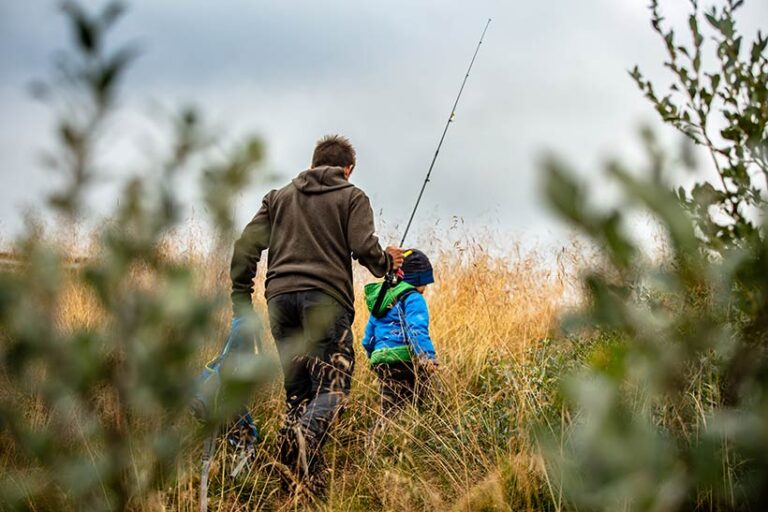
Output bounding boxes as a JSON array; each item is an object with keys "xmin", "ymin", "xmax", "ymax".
[{"xmin": 362, "ymin": 281, "xmax": 437, "ymax": 365}]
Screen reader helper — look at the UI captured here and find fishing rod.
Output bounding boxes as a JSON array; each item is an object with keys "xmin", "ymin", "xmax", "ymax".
[
  {"xmin": 398, "ymin": 17, "xmax": 491, "ymax": 248},
  {"xmin": 372, "ymin": 18, "xmax": 491, "ymax": 317}
]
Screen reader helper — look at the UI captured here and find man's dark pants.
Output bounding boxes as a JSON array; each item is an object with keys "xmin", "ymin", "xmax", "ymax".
[{"xmin": 267, "ymin": 290, "xmax": 355, "ymax": 494}]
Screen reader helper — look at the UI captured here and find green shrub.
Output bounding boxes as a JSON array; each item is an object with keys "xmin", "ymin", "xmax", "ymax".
[
  {"xmin": 0, "ymin": 3, "xmax": 269, "ymax": 509},
  {"xmin": 542, "ymin": 1, "xmax": 768, "ymax": 509}
]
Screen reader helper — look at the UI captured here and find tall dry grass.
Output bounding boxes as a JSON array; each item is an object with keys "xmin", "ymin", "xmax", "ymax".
[{"xmin": 12, "ymin": 232, "xmax": 583, "ymax": 511}]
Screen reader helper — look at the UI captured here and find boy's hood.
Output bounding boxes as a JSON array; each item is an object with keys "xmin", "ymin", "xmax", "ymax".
[
  {"xmin": 364, "ymin": 281, "xmax": 415, "ymax": 317},
  {"xmin": 292, "ymin": 166, "xmax": 353, "ymax": 194}
]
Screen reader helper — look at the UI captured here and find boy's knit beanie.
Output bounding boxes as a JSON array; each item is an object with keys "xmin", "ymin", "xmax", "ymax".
[{"xmin": 401, "ymin": 249, "xmax": 434, "ymax": 287}]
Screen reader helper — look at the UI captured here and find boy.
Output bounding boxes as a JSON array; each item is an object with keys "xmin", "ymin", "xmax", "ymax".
[{"xmin": 362, "ymin": 249, "xmax": 438, "ymax": 419}]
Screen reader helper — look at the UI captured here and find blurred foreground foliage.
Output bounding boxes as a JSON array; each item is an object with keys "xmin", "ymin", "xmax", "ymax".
[
  {"xmin": 0, "ymin": 2, "xmax": 269, "ymax": 509},
  {"xmin": 544, "ymin": 0, "xmax": 768, "ymax": 510},
  {"xmin": 3, "ymin": 0, "xmax": 768, "ymax": 511}
]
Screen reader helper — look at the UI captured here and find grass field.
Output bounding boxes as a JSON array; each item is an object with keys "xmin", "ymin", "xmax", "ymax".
[
  {"xmin": 2, "ymin": 231, "xmax": 596, "ymax": 511},
  {"xmin": 3, "ymin": 228, "xmax": 738, "ymax": 511},
  {"xmin": 187, "ymin": 238, "xmax": 576, "ymax": 511}
]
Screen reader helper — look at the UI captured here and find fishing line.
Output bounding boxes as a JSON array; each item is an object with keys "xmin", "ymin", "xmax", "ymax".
[
  {"xmin": 398, "ymin": 17, "xmax": 491, "ymax": 247},
  {"xmin": 373, "ymin": 18, "xmax": 491, "ymax": 316}
]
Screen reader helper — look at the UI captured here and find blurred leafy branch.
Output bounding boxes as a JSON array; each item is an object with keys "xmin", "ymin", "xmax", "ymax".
[
  {"xmin": 630, "ymin": 0, "xmax": 768, "ymax": 252},
  {"xmin": 543, "ymin": 0, "xmax": 767, "ymax": 510},
  {"xmin": 0, "ymin": 2, "xmax": 269, "ymax": 509}
]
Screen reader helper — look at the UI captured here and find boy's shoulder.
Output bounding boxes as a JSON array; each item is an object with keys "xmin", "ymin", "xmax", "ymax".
[{"xmin": 401, "ymin": 290, "xmax": 428, "ymax": 309}]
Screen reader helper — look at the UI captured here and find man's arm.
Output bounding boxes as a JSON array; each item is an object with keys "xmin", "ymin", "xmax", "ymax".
[
  {"xmin": 347, "ymin": 190, "xmax": 402, "ymax": 276},
  {"xmin": 230, "ymin": 193, "xmax": 272, "ymax": 313}
]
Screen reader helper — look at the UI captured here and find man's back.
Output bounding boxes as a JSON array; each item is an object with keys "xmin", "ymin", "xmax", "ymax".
[{"xmin": 230, "ymin": 165, "xmax": 391, "ymax": 313}]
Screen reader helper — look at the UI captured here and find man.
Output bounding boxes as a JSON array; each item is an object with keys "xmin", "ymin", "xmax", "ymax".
[{"xmin": 230, "ymin": 134, "xmax": 403, "ymax": 497}]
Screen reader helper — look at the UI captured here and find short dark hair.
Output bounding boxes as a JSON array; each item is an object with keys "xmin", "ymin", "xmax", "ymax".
[{"xmin": 311, "ymin": 134, "xmax": 356, "ymax": 168}]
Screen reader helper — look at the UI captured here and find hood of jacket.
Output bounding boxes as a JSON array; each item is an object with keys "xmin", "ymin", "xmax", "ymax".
[
  {"xmin": 291, "ymin": 166, "xmax": 354, "ymax": 194},
  {"xmin": 364, "ymin": 281, "xmax": 415, "ymax": 317}
]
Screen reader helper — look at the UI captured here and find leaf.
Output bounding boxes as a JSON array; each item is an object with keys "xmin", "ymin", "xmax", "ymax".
[
  {"xmin": 542, "ymin": 157, "xmax": 587, "ymax": 226},
  {"xmin": 721, "ymin": 126, "xmax": 741, "ymax": 141},
  {"xmin": 733, "ymin": 36, "xmax": 742, "ymax": 58},
  {"xmin": 99, "ymin": 1, "xmax": 125, "ymax": 28},
  {"xmin": 665, "ymin": 30, "xmax": 677, "ymax": 57},
  {"xmin": 690, "ymin": 182, "xmax": 721, "ymax": 206},
  {"xmin": 611, "ymin": 164, "xmax": 700, "ymax": 256},
  {"xmin": 704, "ymin": 12, "xmax": 720, "ymax": 32},
  {"xmin": 61, "ymin": 1, "xmax": 98, "ymax": 54},
  {"xmin": 708, "ymin": 73, "xmax": 721, "ymax": 92},
  {"xmin": 58, "ymin": 122, "xmax": 81, "ymax": 149},
  {"xmin": 680, "ymin": 136, "xmax": 698, "ymax": 171},
  {"xmin": 95, "ymin": 46, "xmax": 138, "ymax": 103},
  {"xmin": 601, "ymin": 212, "xmax": 636, "ymax": 270},
  {"xmin": 751, "ymin": 34, "xmax": 768, "ymax": 64},
  {"xmin": 688, "ymin": 15, "xmax": 702, "ymax": 48}
]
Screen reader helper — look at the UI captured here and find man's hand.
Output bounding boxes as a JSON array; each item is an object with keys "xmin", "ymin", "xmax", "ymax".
[
  {"xmin": 386, "ymin": 246, "xmax": 405, "ymax": 270},
  {"xmin": 229, "ymin": 309, "xmax": 262, "ymax": 355}
]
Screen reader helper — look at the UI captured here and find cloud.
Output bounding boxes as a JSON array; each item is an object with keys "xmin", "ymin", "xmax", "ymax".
[{"xmin": 2, "ymin": 0, "xmax": 763, "ymax": 245}]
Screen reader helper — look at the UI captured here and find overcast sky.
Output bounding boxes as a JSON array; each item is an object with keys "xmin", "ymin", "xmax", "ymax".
[{"xmin": 1, "ymin": 1, "xmax": 766, "ymax": 247}]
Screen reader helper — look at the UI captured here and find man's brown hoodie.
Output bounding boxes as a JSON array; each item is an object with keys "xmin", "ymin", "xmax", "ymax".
[{"xmin": 230, "ymin": 166, "xmax": 392, "ymax": 313}]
